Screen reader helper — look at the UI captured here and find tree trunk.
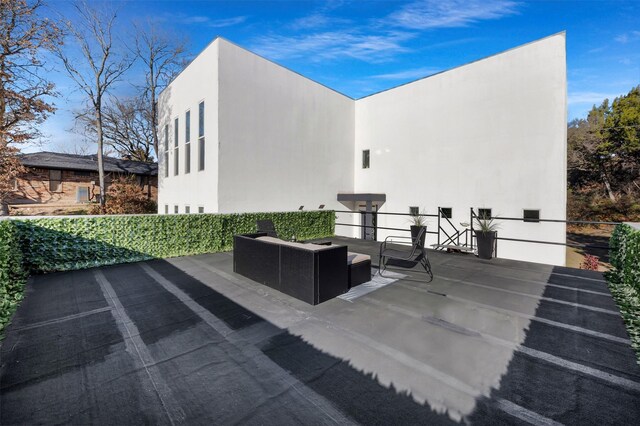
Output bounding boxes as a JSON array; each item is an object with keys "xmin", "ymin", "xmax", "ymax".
[
  {"xmin": 150, "ymin": 71, "xmax": 158, "ymax": 158},
  {"xmin": 600, "ymin": 168, "xmax": 616, "ymax": 202},
  {"xmin": 96, "ymin": 106, "xmax": 106, "ymax": 210}
]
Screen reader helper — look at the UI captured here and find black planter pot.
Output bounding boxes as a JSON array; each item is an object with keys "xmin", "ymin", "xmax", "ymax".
[
  {"xmin": 410, "ymin": 225, "xmax": 426, "ymax": 248},
  {"xmin": 474, "ymin": 230, "xmax": 496, "ymax": 260}
]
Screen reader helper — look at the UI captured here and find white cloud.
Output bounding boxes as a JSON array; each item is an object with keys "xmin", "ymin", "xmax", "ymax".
[
  {"xmin": 252, "ymin": 31, "xmax": 414, "ymax": 63},
  {"xmin": 173, "ymin": 14, "xmax": 247, "ymax": 28},
  {"xmin": 386, "ymin": 0, "xmax": 519, "ymax": 30},
  {"xmin": 371, "ymin": 67, "xmax": 440, "ymax": 80},
  {"xmin": 615, "ymin": 30, "xmax": 640, "ymax": 44},
  {"xmin": 207, "ymin": 16, "xmax": 247, "ymax": 28},
  {"xmin": 568, "ymin": 91, "xmax": 619, "ymax": 105},
  {"xmin": 289, "ymin": 13, "xmax": 351, "ymax": 30}
]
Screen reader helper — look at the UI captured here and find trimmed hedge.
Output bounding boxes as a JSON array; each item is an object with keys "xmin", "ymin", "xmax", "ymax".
[
  {"xmin": 0, "ymin": 210, "xmax": 334, "ymax": 336},
  {"xmin": 0, "ymin": 221, "xmax": 27, "ymax": 335},
  {"xmin": 606, "ymin": 223, "xmax": 640, "ymax": 364},
  {"xmin": 15, "ymin": 210, "xmax": 335, "ymax": 273}
]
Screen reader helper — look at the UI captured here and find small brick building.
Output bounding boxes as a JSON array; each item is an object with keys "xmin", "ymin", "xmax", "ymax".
[{"xmin": 7, "ymin": 152, "xmax": 158, "ymax": 215}]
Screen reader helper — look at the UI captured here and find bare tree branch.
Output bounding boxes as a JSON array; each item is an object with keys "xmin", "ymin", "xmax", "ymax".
[{"xmin": 51, "ymin": 0, "xmax": 134, "ymax": 210}]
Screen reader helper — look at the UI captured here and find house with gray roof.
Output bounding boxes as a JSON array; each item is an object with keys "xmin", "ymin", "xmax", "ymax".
[{"xmin": 6, "ymin": 152, "xmax": 157, "ymax": 215}]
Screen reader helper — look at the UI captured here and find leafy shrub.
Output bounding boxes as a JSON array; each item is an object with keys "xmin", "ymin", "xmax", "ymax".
[
  {"xmin": 0, "ymin": 221, "xmax": 27, "ymax": 335},
  {"xmin": 15, "ymin": 210, "xmax": 335, "ymax": 273},
  {"xmin": 606, "ymin": 223, "xmax": 640, "ymax": 364},
  {"xmin": 90, "ymin": 176, "xmax": 156, "ymax": 215},
  {"xmin": 580, "ymin": 254, "xmax": 600, "ymax": 270}
]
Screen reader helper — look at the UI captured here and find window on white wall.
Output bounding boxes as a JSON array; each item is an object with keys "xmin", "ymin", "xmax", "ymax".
[
  {"xmin": 164, "ymin": 204, "xmax": 168, "ymax": 214},
  {"xmin": 185, "ymin": 205, "xmax": 190, "ymax": 214},
  {"xmin": 198, "ymin": 206, "xmax": 204, "ymax": 213},
  {"xmin": 478, "ymin": 208, "xmax": 492, "ymax": 219},
  {"xmin": 164, "ymin": 125, "xmax": 169, "ymax": 178},
  {"xmin": 185, "ymin": 110, "xmax": 191, "ymax": 174},
  {"xmin": 409, "ymin": 206, "xmax": 419, "ymax": 216},
  {"xmin": 523, "ymin": 209, "xmax": 540, "ymax": 223},
  {"xmin": 174, "ymin": 117, "xmax": 179, "ymax": 176},
  {"xmin": 362, "ymin": 150, "xmax": 370, "ymax": 169},
  {"xmin": 174, "ymin": 205, "xmax": 179, "ymax": 214},
  {"xmin": 198, "ymin": 101, "xmax": 205, "ymax": 171},
  {"xmin": 440, "ymin": 207, "xmax": 452, "ymax": 219}
]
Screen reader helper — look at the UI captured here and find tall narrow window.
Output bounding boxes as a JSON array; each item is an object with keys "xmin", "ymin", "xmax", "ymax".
[
  {"xmin": 185, "ymin": 110, "xmax": 191, "ymax": 174},
  {"xmin": 198, "ymin": 101, "xmax": 205, "ymax": 171},
  {"xmin": 185, "ymin": 205, "xmax": 190, "ymax": 214},
  {"xmin": 164, "ymin": 204, "xmax": 168, "ymax": 214},
  {"xmin": 362, "ymin": 150, "xmax": 370, "ymax": 169},
  {"xmin": 174, "ymin": 118, "xmax": 179, "ymax": 176},
  {"xmin": 49, "ymin": 170, "xmax": 62, "ymax": 192},
  {"xmin": 164, "ymin": 125, "xmax": 169, "ymax": 178},
  {"xmin": 174, "ymin": 205, "xmax": 179, "ymax": 214}
]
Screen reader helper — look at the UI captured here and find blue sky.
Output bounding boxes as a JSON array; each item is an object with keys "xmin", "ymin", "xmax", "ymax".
[{"xmin": 35, "ymin": 0, "xmax": 640, "ymax": 153}]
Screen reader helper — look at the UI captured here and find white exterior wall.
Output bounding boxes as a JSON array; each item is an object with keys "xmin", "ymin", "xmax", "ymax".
[
  {"xmin": 352, "ymin": 34, "xmax": 567, "ymax": 265},
  {"xmin": 157, "ymin": 40, "xmax": 220, "ymax": 214},
  {"xmin": 158, "ymin": 34, "xmax": 567, "ymax": 266},
  {"xmin": 216, "ymin": 39, "xmax": 354, "ymax": 213}
]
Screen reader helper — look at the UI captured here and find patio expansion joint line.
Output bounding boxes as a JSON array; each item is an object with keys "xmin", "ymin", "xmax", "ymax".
[
  {"xmin": 93, "ymin": 269, "xmax": 185, "ymax": 426},
  {"xmin": 394, "ymin": 282, "xmax": 631, "ymax": 345},
  {"xmin": 436, "ymin": 263, "xmax": 610, "ymax": 296},
  {"xmin": 6, "ymin": 306, "xmax": 112, "ymax": 333},
  {"xmin": 138, "ymin": 262, "xmax": 356, "ymax": 426},
  {"xmin": 305, "ymin": 313, "xmax": 560, "ymax": 426},
  {"xmin": 435, "ymin": 274, "xmax": 620, "ymax": 315},
  {"xmin": 440, "ymin": 258, "xmax": 607, "ymax": 284},
  {"xmin": 360, "ymin": 296, "xmax": 640, "ymax": 393},
  {"xmin": 493, "ymin": 398, "xmax": 564, "ymax": 426}
]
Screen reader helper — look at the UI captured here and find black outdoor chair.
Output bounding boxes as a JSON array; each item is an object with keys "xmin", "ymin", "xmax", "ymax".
[
  {"xmin": 256, "ymin": 220, "xmax": 279, "ymax": 238},
  {"xmin": 378, "ymin": 227, "xmax": 433, "ymax": 280}
]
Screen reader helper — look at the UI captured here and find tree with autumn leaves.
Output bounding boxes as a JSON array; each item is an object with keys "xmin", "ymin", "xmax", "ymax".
[{"xmin": 0, "ymin": 0, "xmax": 61, "ymax": 214}]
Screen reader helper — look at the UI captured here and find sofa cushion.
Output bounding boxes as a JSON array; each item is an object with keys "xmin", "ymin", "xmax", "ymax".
[
  {"xmin": 256, "ymin": 236, "xmax": 334, "ymax": 251},
  {"xmin": 347, "ymin": 252, "xmax": 371, "ymax": 265}
]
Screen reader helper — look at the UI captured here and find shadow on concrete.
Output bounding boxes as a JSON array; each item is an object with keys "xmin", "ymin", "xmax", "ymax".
[
  {"xmin": 566, "ymin": 232, "xmax": 611, "ymax": 264},
  {"xmin": 1, "ymin": 229, "xmax": 459, "ymax": 424},
  {"xmin": 466, "ymin": 265, "xmax": 640, "ymax": 425}
]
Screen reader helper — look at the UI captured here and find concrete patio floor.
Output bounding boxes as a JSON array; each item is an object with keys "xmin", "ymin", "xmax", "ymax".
[{"xmin": 1, "ymin": 236, "xmax": 639, "ymax": 425}]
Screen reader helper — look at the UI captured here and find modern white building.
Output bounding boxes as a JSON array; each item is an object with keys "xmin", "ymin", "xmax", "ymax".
[{"xmin": 158, "ymin": 33, "xmax": 567, "ymax": 266}]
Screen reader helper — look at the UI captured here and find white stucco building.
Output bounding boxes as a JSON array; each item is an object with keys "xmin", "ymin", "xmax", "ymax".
[{"xmin": 158, "ymin": 33, "xmax": 567, "ymax": 266}]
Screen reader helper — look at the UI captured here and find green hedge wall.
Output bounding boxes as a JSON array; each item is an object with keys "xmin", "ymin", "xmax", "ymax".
[
  {"xmin": 0, "ymin": 210, "xmax": 333, "ymax": 335},
  {"xmin": 0, "ymin": 221, "xmax": 27, "ymax": 335},
  {"xmin": 15, "ymin": 210, "xmax": 335, "ymax": 273},
  {"xmin": 606, "ymin": 223, "xmax": 640, "ymax": 364}
]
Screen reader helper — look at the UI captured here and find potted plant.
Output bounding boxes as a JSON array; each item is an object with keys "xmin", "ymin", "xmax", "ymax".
[
  {"xmin": 409, "ymin": 209, "xmax": 427, "ymax": 248},
  {"xmin": 474, "ymin": 215, "xmax": 499, "ymax": 259}
]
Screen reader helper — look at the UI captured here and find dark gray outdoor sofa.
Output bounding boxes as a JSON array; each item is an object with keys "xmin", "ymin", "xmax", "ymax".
[{"xmin": 233, "ymin": 233, "xmax": 370, "ymax": 305}]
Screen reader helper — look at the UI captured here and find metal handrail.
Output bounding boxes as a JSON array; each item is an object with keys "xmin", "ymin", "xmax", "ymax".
[
  {"xmin": 334, "ymin": 207, "xmax": 618, "ymax": 252},
  {"xmin": 335, "ymin": 210, "xmax": 438, "ymax": 218},
  {"xmin": 490, "ymin": 216, "xmax": 621, "ymax": 225},
  {"xmin": 335, "ymin": 222, "xmax": 438, "ymax": 235}
]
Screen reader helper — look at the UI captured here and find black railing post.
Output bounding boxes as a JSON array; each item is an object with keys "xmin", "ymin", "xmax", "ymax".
[{"xmin": 437, "ymin": 207, "xmax": 441, "ymax": 246}]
